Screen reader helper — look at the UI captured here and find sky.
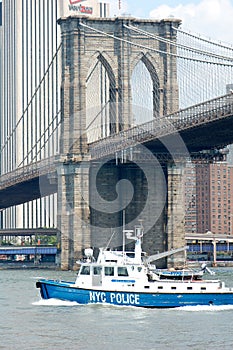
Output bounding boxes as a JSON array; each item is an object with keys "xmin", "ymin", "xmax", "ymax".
[
  {"xmin": 109, "ymin": 0, "xmax": 233, "ymax": 44},
  {"xmin": 0, "ymin": 0, "xmax": 232, "ymax": 43}
]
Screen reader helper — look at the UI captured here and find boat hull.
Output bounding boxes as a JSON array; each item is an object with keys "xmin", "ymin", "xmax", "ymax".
[{"xmin": 36, "ymin": 279, "xmax": 233, "ymax": 308}]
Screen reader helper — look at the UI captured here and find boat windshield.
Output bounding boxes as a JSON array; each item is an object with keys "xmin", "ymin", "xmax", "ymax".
[
  {"xmin": 80, "ymin": 265, "xmax": 130, "ymax": 277},
  {"xmin": 80, "ymin": 265, "xmax": 91, "ymax": 275},
  {"xmin": 118, "ymin": 267, "xmax": 128, "ymax": 276}
]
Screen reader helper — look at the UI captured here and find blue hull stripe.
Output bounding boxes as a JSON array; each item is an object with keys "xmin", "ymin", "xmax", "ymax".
[
  {"xmin": 37, "ymin": 280, "xmax": 233, "ymax": 308},
  {"xmin": 111, "ymin": 279, "xmax": 135, "ymax": 283}
]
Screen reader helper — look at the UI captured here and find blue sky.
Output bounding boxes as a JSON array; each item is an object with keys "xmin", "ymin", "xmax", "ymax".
[{"xmin": 109, "ymin": 0, "xmax": 233, "ymax": 43}]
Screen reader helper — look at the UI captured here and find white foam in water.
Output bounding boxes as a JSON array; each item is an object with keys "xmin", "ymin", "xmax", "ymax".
[
  {"xmin": 32, "ymin": 298, "xmax": 79, "ymax": 307},
  {"xmin": 177, "ymin": 305, "xmax": 233, "ymax": 312},
  {"xmin": 32, "ymin": 299, "xmax": 233, "ymax": 310}
]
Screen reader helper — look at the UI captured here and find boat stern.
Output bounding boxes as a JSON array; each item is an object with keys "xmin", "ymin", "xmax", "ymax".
[{"xmin": 36, "ymin": 280, "xmax": 49, "ymax": 299}]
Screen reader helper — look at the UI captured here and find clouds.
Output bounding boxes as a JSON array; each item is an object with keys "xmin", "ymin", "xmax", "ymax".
[
  {"xmin": 107, "ymin": 0, "xmax": 233, "ymax": 44},
  {"xmin": 150, "ymin": 0, "xmax": 233, "ymax": 43}
]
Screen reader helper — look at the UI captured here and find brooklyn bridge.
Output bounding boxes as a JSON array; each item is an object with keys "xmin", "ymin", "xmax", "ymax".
[{"xmin": 1, "ymin": 16, "xmax": 233, "ymax": 269}]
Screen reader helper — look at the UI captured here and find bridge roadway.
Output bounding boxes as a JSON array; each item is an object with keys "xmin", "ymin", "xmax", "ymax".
[
  {"xmin": 0, "ymin": 157, "xmax": 57, "ymax": 209},
  {"xmin": 1, "ymin": 93, "xmax": 233, "ymax": 209}
]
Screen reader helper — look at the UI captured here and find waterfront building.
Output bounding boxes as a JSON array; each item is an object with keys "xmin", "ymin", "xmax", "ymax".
[
  {"xmin": 185, "ymin": 161, "xmax": 233, "ymax": 235},
  {"xmin": 0, "ymin": 0, "xmax": 109, "ymax": 229},
  {"xmin": 197, "ymin": 162, "xmax": 233, "ymax": 235}
]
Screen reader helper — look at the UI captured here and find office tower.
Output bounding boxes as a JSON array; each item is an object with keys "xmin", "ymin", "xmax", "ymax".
[
  {"xmin": 0, "ymin": 0, "xmax": 109, "ymax": 229},
  {"xmin": 0, "ymin": 1, "xmax": 2, "ymax": 229}
]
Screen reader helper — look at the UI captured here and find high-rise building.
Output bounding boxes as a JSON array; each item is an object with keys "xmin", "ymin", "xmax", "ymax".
[
  {"xmin": 185, "ymin": 161, "xmax": 233, "ymax": 235},
  {"xmin": 0, "ymin": 0, "xmax": 109, "ymax": 229},
  {"xmin": 0, "ymin": 1, "xmax": 2, "ymax": 229}
]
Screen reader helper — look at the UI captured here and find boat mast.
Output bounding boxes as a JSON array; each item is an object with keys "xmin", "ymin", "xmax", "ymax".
[
  {"xmin": 134, "ymin": 224, "xmax": 143, "ymax": 264},
  {"xmin": 122, "ymin": 210, "xmax": 125, "ymax": 261}
]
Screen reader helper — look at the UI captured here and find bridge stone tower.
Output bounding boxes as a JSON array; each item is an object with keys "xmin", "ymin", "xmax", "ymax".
[{"xmin": 57, "ymin": 15, "xmax": 183, "ymax": 270}]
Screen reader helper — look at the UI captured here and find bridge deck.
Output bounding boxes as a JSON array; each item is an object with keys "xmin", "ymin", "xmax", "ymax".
[{"xmin": 1, "ymin": 94, "xmax": 233, "ymax": 209}]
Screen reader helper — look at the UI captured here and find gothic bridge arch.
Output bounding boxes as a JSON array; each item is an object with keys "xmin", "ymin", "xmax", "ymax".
[
  {"xmin": 130, "ymin": 52, "xmax": 163, "ymax": 122},
  {"xmin": 58, "ymin": 16, "xmax": 181, "ymax": 155}
]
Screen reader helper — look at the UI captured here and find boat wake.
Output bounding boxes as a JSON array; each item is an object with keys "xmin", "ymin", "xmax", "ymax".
[
  {"xmin": 32, "ymin": 298, "xmax": 79, "ymax": 307},
  {"xmin": 177, "ymin": 305, "xmax": 233, "ymax": 312},
  {"xmin": 32, "ymin": 299, "xmax": 233, "ymax": 311}
]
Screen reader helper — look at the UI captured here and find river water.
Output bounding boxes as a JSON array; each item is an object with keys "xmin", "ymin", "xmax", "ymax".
[{"xmin": 1, "ymin": 267, "xmax": 233, "ymax": 350}]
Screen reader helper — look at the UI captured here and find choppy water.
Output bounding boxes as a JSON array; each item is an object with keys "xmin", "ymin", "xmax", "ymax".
[{"xmin": 1, "ymin": 267, "xmax": 233, "ymax": 350}]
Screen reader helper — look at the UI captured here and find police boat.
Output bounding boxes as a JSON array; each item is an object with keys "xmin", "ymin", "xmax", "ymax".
[{"xmin": 36, "ymin": 225, "xmax": 233, "ymax": 308}]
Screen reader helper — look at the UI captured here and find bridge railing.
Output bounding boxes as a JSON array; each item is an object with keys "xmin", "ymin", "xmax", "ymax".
[
  {"xmin": 0, "ymin": 156, "xmax": 57, "ymax": 189},
  {"xmin": 169, "ymin": 93, "xmax": 233, "ymax": 125},
  {"xmin": 89, "ymin": 93, "xmax": 233, "ymax": 159},
  {"xmin": 1, "ymin": 93, "xmax": 233, "ymax": 188}
]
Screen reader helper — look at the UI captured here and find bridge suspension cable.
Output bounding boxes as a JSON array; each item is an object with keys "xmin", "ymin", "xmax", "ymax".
[
  {"xmin": 80, "ymin": 20, "xmax": 233, "ymax": 109},
  {"xmin": 173, "ymin": 26, "xmax": 233, "ymax": 52},
  {"xmin": 80, "ymin": 21, "xmax": 233, "ymax": 66},
  {"xmin": 0, "ymin": 44, "xmax": 62, "ymax": 155},
  {"xmin": 1, "ymin": 44, "xmax": 61, "ymax": 170},
  {"xmin": 175, "ymin": 27, "xmax": 233, "ymax": 107},
  {"xmin": 17, "ymin": 112, "xmax": 62, "ymax": 167},
  {"xmin": 125, "ymin": 24, "xmax": 233, "ymax": 63}
]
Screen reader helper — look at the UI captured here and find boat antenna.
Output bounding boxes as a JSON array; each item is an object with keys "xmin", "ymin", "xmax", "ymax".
[
  {"xmin": 123, "ymin": 210, "xmax": 126, "ymax": 259},
  {"xmin": 138, "ymin": 219, "xmax": 143, "ymax": 230},
  {"xmin": 105, "ymin": 229, "xmax": 116, "ymax": 250}
]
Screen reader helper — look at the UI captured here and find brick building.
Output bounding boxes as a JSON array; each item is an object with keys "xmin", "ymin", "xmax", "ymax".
[{"xmin": 185, "ymin": 161, "xmax": 233, "ymax": 235}]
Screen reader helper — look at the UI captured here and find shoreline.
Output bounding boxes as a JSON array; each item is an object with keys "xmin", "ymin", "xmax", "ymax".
[
  {"xmin": 0, "ymin": 263, "xmax": 59, "ymax": 270},
  {"xmin": 187, "ymin": 261, "xmax": 233, "ymax": 268}
]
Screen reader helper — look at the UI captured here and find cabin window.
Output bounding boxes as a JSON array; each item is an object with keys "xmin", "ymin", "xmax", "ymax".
[
  {"xmin": 171, "ymin": 286, "xmax": 176, "ymax": 290},
  {"xmin": 158, "ymin": 286, "xmax": 163, "ymax": 290},
  {"xmin": 201, "ymin": 287, "xmax": 206, "ymax": 290},
  {"xmin": 187, "ymin": 287, "xmax": 192, "ymax": 290},
  {"xmin": 80, "ymin": 266, "xmax": 90, "ymax": 275},
  {"xmin": 104, "ymin": 266, "xmax": 114, "ymax": 276},
  {"xmin": 93, "ymin": 266, "xmax": 102, "ymax": 275},
  {"xmin": 137, "ymin": 267, "xmax": 142, "ymax": 272},
  {"xmin": 118, "ymin": 267, "xmax": 128, "ymax": 277}
]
